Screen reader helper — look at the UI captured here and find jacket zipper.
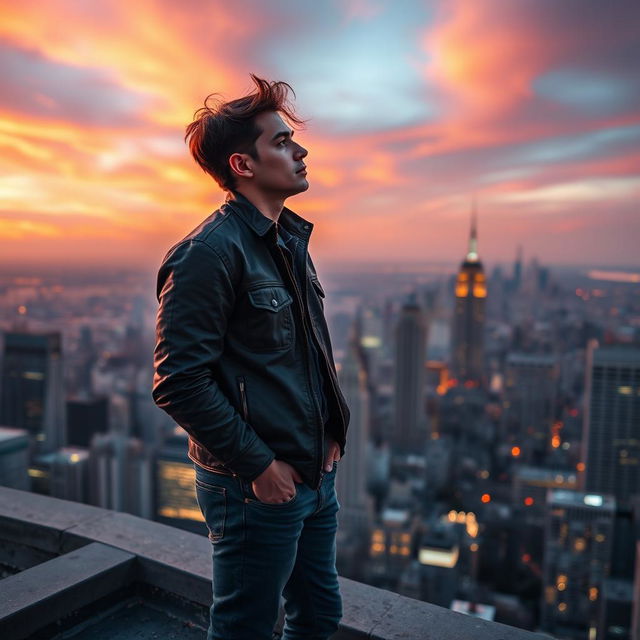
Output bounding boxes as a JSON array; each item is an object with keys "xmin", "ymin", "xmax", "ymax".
[
  {"xmin": 274, "ymin": 226, "xmax": 325, "ymax": 489},
  {"xmin": 238, "ymin": 376, "xmax": 249, "ymax": 421},
  {"xmin": 288, "ymin": 227, "xmax": 348, "ymax": 447}
]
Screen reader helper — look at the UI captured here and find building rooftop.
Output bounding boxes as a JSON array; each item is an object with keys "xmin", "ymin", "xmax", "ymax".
[
  {"xmin": 0, "ymin": 486, "xmax": 554, "ymax": 639},
  {"xmin": 506, "ymin": 353, "xmax": 558, "ymax": 366},
  {"xmin": 593, "ymin": 346, "xmax": 640, "ymax": 365},
  {"xmin": 515, "ymin": 466, "xmax": 577, "ymax": 486},
  {"xmin": 549, "ymin": 489, "xmax": 616, "ymax": 511},
  {"xmin": 0, "ymin": 427, "xmax": 29, "ymax": 446}
]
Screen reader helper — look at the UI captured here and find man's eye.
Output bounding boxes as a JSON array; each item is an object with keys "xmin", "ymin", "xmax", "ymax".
[{"xmin": 278, "ymin": 139, "xmax": 287, "ymax": 146}]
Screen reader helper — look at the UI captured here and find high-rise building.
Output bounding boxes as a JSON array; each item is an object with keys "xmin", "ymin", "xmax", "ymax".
[
  {"xmin": 416, "ymin": 521, "xmax": 461, "ymax": 608},
  {"xmin": 66, "ymin": 396, "xmax": 109, "ymax": 448},
  {"xmin": 512, "ymin": 245, "xmax": 523, "ymax": 293},
  {"xmin": 502, "ymin": 353, "xmax": 560, "ymax": 464},
  {"xmin": 451, "ymin": 205, "xmax": 486, "ymax": 385},
  {"xmin": 155, "ymin": 429, "xmax": 205, "ymax": 534},
  {"xmin": 0, "ymin": 331, "xmax": 66, "ymax": 455},
  {"xmin": 337, "ymin": 324, "xmax": 372, "ymax": 534},
  {"xmin": 49, "ymin": 447, "xmax": 90, "ymax": 503},
  {"xmin": 512, "ymin": 466, "xmax": 579, "ymax": 573},
  {"xmin": 88, "ymin": 432, "xmax": 152, "ymax": 518},
  {"xmin": 0, "ymin": 426, "xmax": 29, "ymax": 490},
  {"xmin": 368, "ymin": 507, "xmax": 416, "ymax": 588},
  {"xmin": 582, "ymin": 343, "xmax": 640, "ymax": 513},
  {"xmin": 392, "ymin": 294, "xmax": 428, "ymax": 453},
  {"xmin": 541, "ymin": 489, "xmax": 615, "ymax": 639},
  {"xmin": 633, "ymin": 541, "xmax": 640, "ymax": 640}
]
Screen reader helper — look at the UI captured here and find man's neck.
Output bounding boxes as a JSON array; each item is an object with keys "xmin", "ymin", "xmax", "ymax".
[{"xmin": 231, "ymin": 188, "xmax": 285, "ymax": 223}]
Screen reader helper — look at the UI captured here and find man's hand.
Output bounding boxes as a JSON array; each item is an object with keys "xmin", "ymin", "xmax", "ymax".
[
  {"xmin": 252, "ymin": 459, "xmax": 302, "ymax": 504},
  {"xmin": 323, "ymin": 437, "xmax": 341, "ymax": 472}
]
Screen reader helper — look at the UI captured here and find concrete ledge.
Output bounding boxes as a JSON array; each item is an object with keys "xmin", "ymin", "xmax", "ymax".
[
  {"xmin": 0, "ymin": 486, "xmax": 107, "ymax": 554},
  {"xmin": 337, "ymin": 577, "xmax": 551, "ymax": 640},
  {"xmin": 63, "ymin": 510, "xmax": 213, "ymax": 604},
  {"xmin": 0, "ymin": 487, "xmax": 553, "ymax": 639},
  {"xmin": 0, "ymin": 542, "xmax": 135, "ymax": 639}
]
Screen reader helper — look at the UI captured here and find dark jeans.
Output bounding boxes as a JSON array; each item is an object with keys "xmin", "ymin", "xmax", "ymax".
[{"xmin": 194, "ymin": 461, "xmax": 342, "ymax": 640}]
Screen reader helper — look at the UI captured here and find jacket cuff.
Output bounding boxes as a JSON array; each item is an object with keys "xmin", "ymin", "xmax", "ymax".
[{"xmin": 225, "ymin": 440, "xmax": 275, "ymax": 481}]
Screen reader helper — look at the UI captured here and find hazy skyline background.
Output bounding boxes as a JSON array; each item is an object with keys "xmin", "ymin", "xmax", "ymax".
[{"xmin": 1, "ymin": 0, "xmax": 639, "ymax": 271}]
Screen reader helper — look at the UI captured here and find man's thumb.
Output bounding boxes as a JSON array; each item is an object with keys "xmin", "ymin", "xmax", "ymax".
[{"xmin": 292, "ymin": 468, "xmax": 303, "ymax": 483}]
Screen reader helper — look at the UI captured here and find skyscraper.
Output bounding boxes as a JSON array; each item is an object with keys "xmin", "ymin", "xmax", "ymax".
[
  {"xmin": 155, "ymin": 429, "xmax": 205, "ymax": 534},
  {"xmin": 49, "ymin": 447, "xmax": 90, "ymax": 503},
  {"xmin": 337, "ymin": 321, "xmax": 372, "ymax": 534},
  {"xmin": 541, "ymin": 490, "xmax": 615, "ymax": 639},
  {"xmin": 393, "ymin": 293, "xmax": 428, "ymax": 453},
  {"xmin": 0, "ymin": 427, "xmax": 29, "ymax": 490},
  {"xmin": 66, "ymin": 395, "xmax": 109, "ymax": 448},
  {"xmin": 502, "ymin": 353, "xmax": 560, "ymax": 464},
  {"xmin": 0, "ymin": 331, "xmax": 65, "ymax": 455},
  {"xmin": 451, "ymin": 205, "xmax": 486, "ymax": 385},
  {"xmin": 88, "ymin": 432, "xmax": 152, "ymax": 518},
  {"xmin": 582, "ymin": 342, "xmax": 640, "ymax": 512}
]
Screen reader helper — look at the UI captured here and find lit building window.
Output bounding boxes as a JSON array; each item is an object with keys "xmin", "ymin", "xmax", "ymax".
[
  {"xmin": 473, "ymin": 283, "xmax": 487, "ymax": 298},
  {"xmin": 574, "ymin": 537, "xmax": 586, "ymax": 552}
]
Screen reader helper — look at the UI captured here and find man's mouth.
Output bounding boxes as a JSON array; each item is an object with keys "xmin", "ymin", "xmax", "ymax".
[{"xmin": 296, "ymin": 165, "xmax": 307, "ymax": 174}]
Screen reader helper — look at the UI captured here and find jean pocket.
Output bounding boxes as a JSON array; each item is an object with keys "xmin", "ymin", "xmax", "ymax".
[
  {"xmin": 242, "ymin": 480, "xmax": 299, "ymax": 508},
  {"xmin": 195, "ymin": 479, "xmax": 226, "ymax": 542}
]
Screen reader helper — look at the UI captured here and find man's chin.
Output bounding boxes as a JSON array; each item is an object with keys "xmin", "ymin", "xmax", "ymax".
[{"xmin": 288, "ymin": 180, "xmax": 309, "ymax": 197}]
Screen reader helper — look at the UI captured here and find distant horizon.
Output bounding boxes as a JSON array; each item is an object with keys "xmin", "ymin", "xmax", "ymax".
[{"xmin": 1, "ymin": 259, "xmax": 639, "ymax": 278}]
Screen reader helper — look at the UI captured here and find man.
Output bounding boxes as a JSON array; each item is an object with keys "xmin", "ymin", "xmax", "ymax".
[{"xmin": 152, "ymin": 74, "xmax": 350, "ymax": 640}]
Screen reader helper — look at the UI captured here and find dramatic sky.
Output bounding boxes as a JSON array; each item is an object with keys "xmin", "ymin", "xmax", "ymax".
[{"xmin": 1, "ymin": 0, "xmax": 639, "ymax": 270}]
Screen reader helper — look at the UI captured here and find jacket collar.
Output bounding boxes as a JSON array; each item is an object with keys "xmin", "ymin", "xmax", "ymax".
[{"xmin": 225, "ymin": 191, "xmax": 313, "ymax": 240}]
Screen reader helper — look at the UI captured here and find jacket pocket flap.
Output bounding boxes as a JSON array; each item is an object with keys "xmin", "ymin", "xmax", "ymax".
[{"xmin": 247, "ymin": 286, "xmax": 293, "ymax": 312}]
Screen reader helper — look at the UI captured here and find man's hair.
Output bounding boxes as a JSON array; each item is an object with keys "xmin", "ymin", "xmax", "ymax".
[{"xmin": 184, "ymin": 74, "xmax": 305, "ymax": 191}]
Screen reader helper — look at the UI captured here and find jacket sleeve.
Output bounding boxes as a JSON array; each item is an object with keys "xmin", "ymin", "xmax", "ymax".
[{"xmin": 152, "ymin": 238, "xmax": 275, "ymax": 480}]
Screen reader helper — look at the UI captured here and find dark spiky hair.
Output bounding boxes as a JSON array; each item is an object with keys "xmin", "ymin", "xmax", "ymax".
[{"xmin": 184, "ymin": 74, "xmax": 305, "ymax": 191}]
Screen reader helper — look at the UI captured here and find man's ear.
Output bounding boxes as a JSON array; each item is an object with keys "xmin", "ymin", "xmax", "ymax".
[{"xmin": 229, "ymin": 153, "xmax": 254, "ymax": 180}]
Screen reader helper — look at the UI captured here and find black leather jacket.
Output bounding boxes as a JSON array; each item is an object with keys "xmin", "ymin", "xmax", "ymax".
[{"xmin": 152, "ymin": 194, "xmax": 350, "ymax": 489}]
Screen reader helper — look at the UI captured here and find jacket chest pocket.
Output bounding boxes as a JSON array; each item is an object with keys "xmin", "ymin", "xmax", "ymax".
[{"xmin": 243, "ymin": 285, "xmax": 294, "ymax": 351}]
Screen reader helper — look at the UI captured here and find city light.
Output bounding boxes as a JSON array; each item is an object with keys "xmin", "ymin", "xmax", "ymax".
[{"xmin": 481, "ymin": 494, "xmax": 491, "ymax": 504}]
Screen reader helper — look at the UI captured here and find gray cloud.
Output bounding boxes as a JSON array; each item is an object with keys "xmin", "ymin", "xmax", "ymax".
[{"xmin": 0, "ymin": 39, "xmax": 150, "ymax": 127}]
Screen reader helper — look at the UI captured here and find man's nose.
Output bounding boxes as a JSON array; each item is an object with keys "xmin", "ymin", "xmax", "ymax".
[{"xmin": 295, "ymin": 143, "xmax": 308, "ymax": 158}]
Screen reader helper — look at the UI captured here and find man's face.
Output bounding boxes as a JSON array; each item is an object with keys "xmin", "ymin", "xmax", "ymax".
[{"xmin": 249, "ymin": 111, "xmax": 309, "ymax": 198}]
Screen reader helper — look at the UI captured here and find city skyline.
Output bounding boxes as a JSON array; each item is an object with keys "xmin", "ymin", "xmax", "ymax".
[
  {"xmin": 1, "ymin": 1, "xmax": 639, "ymax": 269},
  {"xmin": 1, "ymin": 214, "xmax": 639, "ymax": 637}
]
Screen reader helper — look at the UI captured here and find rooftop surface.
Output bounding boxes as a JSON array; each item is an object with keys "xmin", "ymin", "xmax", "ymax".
[{"xmin": 0, "ymin": 486, "xmax": 554, "ymax": 639}]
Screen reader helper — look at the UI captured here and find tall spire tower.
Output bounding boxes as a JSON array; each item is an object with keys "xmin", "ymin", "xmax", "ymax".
[
  {"xmin": 451, "ymin": 201, "xmax": 487, "ymax": 385},
  {"xmin": 466, "ymin": 197, "xmax": 479, "ymax": 263}
]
